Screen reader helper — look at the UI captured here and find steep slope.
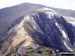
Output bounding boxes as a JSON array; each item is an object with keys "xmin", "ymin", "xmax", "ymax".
[
  {"xmin": 0, "ymin": 3, "xmax": 75, "ymax": 56},
  {"xmin": 0, "ymin": 7, "xmax": 75, "ymax": 56}
]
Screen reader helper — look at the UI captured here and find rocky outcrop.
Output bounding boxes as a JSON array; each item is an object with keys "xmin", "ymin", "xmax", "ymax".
[{"xmin": 0, "ymin": 6, "xmax": 75, "ymax": 56}]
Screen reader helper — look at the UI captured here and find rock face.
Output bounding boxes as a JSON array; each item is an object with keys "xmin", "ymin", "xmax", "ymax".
[{"xmin": 0, "ymin": 4, "xmax": 75, "ymax": 56}]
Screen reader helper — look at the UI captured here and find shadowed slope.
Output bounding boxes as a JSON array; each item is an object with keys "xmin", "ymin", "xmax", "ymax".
[{"xmin": 23, "ymin": 11, "xmax": 75, "ymax": 52}]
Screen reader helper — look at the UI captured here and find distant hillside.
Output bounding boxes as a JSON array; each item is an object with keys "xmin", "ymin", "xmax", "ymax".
[{"xmin": 50, "ymin": 7, "xmax": 75, "ymax": 17}]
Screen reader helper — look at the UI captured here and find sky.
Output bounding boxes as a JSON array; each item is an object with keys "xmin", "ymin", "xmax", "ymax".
[{"xmin": 0, "ymin": 0, "xmax": 75, "ymax": 10}]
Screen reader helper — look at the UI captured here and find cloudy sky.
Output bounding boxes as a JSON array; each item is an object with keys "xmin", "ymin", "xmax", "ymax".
[{"xmin": 0, "ymin": 0, "xmax": 75, "ymax": 10}]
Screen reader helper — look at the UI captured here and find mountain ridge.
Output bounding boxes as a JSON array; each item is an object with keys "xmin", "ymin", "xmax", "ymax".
[{"xmin": 0, "ymin": 3, "xmax": 75, "ymax": 56}]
